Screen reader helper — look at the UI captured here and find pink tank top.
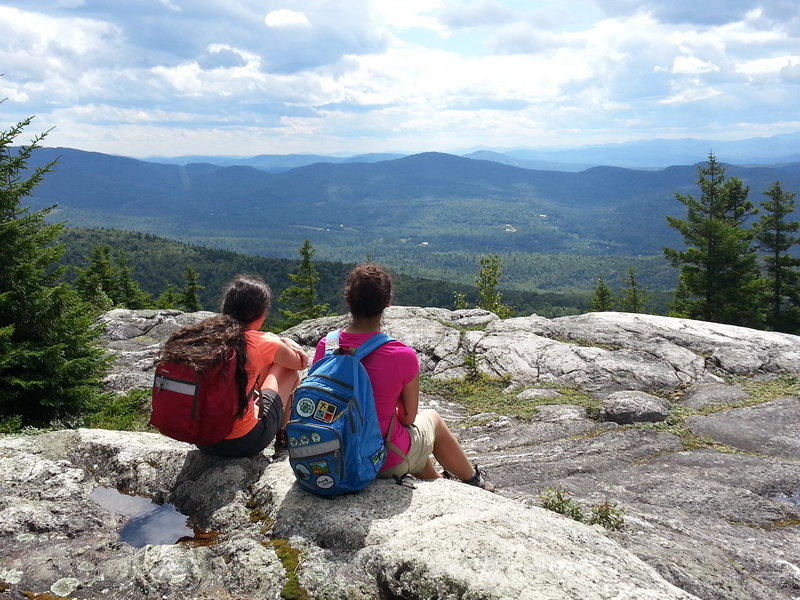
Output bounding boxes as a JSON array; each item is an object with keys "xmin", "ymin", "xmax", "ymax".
[{"xmin": 313, "ymin": 331, "xmax": 420, "ymax": 470}]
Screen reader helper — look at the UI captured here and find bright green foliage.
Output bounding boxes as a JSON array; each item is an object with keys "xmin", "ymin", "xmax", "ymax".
[
  {"xmin": 0, "ymin": 116, "xmax": 111, "ymax": 426},
  {"xmin": 180, "ymin": 266, "xmax": 204, "ymax": 312},
  {"xmin": 278, "ymin": 239, "xmax": 330, "ymax": 329},
  {"xmin": 84, "ymin": 388, "xmax": 151, "ymax": 431},
  {"xmin": 754, "ymin": 181, "xmax": 800, "ymax": 332},
  {"xmin": 590, "ymin": 276, "xmax": 615, "ymax": 311},
  {"xmin": 540, "ymin": 487, "xmax": 584, "ymax": 521},
  {"xmin": 475, "ymin": 254, "xmax": 514, "ymax": 318},
  {"xmin": 618, "ymin": 266, "xmax": 651, "ymax": 313},
  {"xmin": 155, "ymin": 283, "xmax": 181, "ymax": 309},
  {"xmin": 664, "ymin": 153, "xmax": 763, "ymax": 327},
  {"xmin": 540, "ymin": 487, "xmax": 625, "ymax": 530},
  {"xmin": 453, "ymin": 290, "xmax": 469, "ymax": 310},
  {"xmin": 588, "ymin": 499, "xmax": 625, "ymax": 530}
]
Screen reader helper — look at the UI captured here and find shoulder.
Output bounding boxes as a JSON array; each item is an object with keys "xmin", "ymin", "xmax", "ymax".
[
  {"xmin": 384, "ymin": 339, "xmax": 415, "ymax": 354},
  {"xmin": 245, "ymin": 330, "xmax": 281, "ymax": 346},
  {"xmin": 380, "ymin": 339, "xmax": 419, "ymax": 368}
]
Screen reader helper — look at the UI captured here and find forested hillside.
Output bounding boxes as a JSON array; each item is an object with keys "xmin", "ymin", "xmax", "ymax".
[
  {"xmin": 58, "ymin": 228, "xmax": 609, "ymax": 319},
  {"xmin": 27, "ymin": 148, "xmax": 799, "ymax": 294}
]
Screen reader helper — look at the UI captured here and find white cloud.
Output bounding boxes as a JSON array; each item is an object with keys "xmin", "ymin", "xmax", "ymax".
[
  {"xmin": 1, "ymin": 0, "xmax": 798, "ymax": 156},
  {"xmin": 737, "ymin": 55, "xmax": 800, "ymax": 78},
  {"xmin": 659, "ymin": 81, "xmax": 723, "ymax": 105},
  {"xmin": 372, "ymin": 0, "xmax": 450, "ymax": 35},
  {"xmin": 264, "ymin": 9, "xmax": 310, "ymax": 28},
  {"xmin": 672, "ymin": 55, "xmax": 720, "ymax": 75}
]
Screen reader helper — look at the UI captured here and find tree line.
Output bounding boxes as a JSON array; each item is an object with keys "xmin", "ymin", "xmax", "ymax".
[{"xmin": 587, "ymin": 153, "xmax": 799, "ymax": 333}]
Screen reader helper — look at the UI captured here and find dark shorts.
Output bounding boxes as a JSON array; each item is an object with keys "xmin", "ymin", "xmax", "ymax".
[{"xmin": 196, "ymin": 389, "xmax": 283, "ymax": 458}]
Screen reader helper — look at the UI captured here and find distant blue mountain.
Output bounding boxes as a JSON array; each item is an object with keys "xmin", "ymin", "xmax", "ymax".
[
  {"xmin": 146, "ymin": 152, "xmax": 405, "ymax": 172},
  {"xmin": 137, "ymin": 132, "xmax": 800, "ymax": 172},
  {"xmin": 490, "ymin": 133, "xmax": 800, "ymax": 169}
]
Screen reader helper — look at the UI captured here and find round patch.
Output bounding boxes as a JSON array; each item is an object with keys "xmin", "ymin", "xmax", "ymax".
[
  {"xmin": 296, "ymin": 397, "xmax": 316, "ymax": 418},
  {"xmin": 294, "ymin": 464, "xmax": 311, "ymax": 481},
  {"xmin": 300, "ymin": 435, "xmax": 310, "ymax": 446},
  {"xmin": 311, "ymin": 432, "xmax": 321, "ymax": 443},
  {"xmin": 315, "ymin": 475, "xmax": 334, "ymax": 489}
]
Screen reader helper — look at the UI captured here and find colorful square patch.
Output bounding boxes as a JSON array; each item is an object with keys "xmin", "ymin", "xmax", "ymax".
[
  {"xmin": 314, "ymin": 400, "xmax": 337, "ymax": 423},
  {"xmin": 309, "ymin": 460, "xmax": 330, "ymax": 475}
]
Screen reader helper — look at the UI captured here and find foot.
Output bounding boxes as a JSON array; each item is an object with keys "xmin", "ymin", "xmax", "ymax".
[{"xmin": 462, "ymin": 464, "xmax": 495, "ymax": 492}]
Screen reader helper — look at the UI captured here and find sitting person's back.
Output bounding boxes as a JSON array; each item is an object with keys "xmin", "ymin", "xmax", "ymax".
[{"xmin": 312, "ymin": 264, "xmax": 494, "ymax": 490}]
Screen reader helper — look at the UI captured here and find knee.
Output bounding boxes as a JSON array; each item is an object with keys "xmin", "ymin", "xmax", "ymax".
[{"xmin": 423, "ymin": 409, "xmax": 444, "ymax": 431}]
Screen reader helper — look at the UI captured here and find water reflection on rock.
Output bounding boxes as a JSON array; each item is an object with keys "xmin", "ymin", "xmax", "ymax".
[{"xmin": 90, "ymin": 486, "xmax": 193, "ymax": 547}]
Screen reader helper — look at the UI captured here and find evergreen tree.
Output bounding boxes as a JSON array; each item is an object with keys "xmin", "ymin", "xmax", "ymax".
[
  {"xmin": 618, "ymin": 266, "xmax": 651, "ymax": 313},
  {"xmin": 155, "ymin": 283, "xmax": 181, "ymax": 309},
  {"xmin": 115, "ymin": 249, "xmax": 153, "ymax": 309},
  {"xmin": 754, "ymin": 181, "xmax": 800, "ymax": 332},
  {"xmin": 0, "ymin": 116, "xmax": 110, "ymax": 427},
  {"xmin": 475, "ymin": 254, "xmax": 513, "ymax": 318},
  {"xmin": 664, "ymin": 153, "xmax": 763, "ymax": 327},
  {"xmin": 278, "ymin": 240, "xmax": 330, "ymax": 329},
  {"xmin": 180, "ymin": 266, "xmax": 204, "ymax": 312},
  {"xmin": 74, "ymin": 244, "xmax": 118, "ymax": 309},
  {"xmin": 590, "ymin": 276, "xmax": 615, "ymax": 311}
]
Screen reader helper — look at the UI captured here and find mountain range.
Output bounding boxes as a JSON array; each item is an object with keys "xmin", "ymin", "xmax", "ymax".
[
  {"xmin": 26, "ymin": 144, "xmax": 800, "ymax": 292},
  {"xmin": 143, "ymin": 133, "xmax": 800, "ymax": 172}
]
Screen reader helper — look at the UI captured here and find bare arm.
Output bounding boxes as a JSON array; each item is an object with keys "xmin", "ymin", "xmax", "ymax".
[
  {"xmin": 273, "ymin": 337, "xmax": 309, "ymax": 371},
  {"xmin": 397, "ymin": 374, "xmax": 420, "ymax": 426}
]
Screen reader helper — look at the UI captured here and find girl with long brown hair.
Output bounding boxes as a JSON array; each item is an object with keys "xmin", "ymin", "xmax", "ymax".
[{"xmin": 159, "ymin": 275, "xmax": 308, "ymax": 457}]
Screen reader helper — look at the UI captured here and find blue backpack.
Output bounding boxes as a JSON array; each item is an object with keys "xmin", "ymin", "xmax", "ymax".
[{"xmin": 287, "ymin": 330, "xmax": 397, "ymax": 495}]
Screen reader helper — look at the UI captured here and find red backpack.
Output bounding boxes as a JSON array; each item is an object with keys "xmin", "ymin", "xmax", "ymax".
[{"xmin": 150, "ymin": 350, "xmax": 252, "ymax": 445}]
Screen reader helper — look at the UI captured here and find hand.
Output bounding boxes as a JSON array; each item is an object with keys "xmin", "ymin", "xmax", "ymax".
[{"xmin": 282, "ymin": 338, "xmax": 309, "ymax": 369}]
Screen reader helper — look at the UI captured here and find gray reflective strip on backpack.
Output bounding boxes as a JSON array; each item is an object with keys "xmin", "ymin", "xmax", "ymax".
[
  {"xmin": 384, "ymin": 413, "xmax": 410, "ymax": 473},
  {"xmin": 154, "ymin": 375, "xmax": 196, "ymax": 396},
  {"xmin": 288, "ymin": 440, "xmax": 340, "ymax": 459}
]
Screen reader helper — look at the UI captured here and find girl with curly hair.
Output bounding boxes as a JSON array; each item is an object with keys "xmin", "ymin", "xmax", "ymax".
[{"xmin": 159, "ymin": 275, "xmax": 308, "ymax": 457}]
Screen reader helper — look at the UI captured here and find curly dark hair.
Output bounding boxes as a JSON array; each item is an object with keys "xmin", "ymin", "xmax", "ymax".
[
  {"xmin": 157, "ymin": 276, "xmax": 273, "ymax": 417},
  {"xmin": 344, "ymin": 264, "xmax": 393, "ymax": 318}
]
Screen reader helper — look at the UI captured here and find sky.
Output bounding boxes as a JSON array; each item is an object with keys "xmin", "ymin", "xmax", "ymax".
[{"xmin": 1, "ymin": 0, "xmax": 799, "ymax": 158}]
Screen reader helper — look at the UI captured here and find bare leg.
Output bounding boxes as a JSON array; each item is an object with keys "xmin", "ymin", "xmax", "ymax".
[
  {"xmin": 261, "ymin": 364, "xmax": 300, "ymax": 428},
  {"xmin": 415, "ymin": 409, "xmax": 474, "ymax": 481},
  {"xmin": 415, "ymin": 457, "xmax": 442, "ymax": 480}
]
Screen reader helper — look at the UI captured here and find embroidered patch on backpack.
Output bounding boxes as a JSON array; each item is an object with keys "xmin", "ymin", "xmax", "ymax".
[{"xmin": 314, "ymin": 401, "xmax": 337, "ymax": 423}]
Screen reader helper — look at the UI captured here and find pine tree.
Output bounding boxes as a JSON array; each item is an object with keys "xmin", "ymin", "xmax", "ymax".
[
  {"xmin": 0, "ymin": 116, "xmax": 110, "ymax": 427},
  {"xmin": 278, "ymin": 239, "xmax": 329, "ymax": 329},
  {"xmin": 74, "ymin": 244, "xmax": 118, "ymax": 309},
  {"xmin": 590, "ymin": 276, "xmax": 615, "ymax": 311},
  {"xmin": 180, "ymin": 266, "xmax": 204, "ymax": 312},
  {"xmin": 618, "ymin": 266, "xmax": 651, "ymax": 313},
  {"xmin": 664, "ymin": 153, "xmax": 763, "ymax": 327},
  {"xmin": 115, "ymin": 250, "xmax": 153, "ymax": 309},
  {"xmin": 155, "ymin": 283, "xmax": 181, "ymax": 309},
  {"xmin": 475, "ymin": 254, "xmax": 513, "ymax": 318},
  {"xmin": 754, "ymin": 181, "xmax": 800, "ymax": 332}
]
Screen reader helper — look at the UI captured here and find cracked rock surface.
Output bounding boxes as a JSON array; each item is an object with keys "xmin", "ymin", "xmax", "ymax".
[{"xmin": 2, "ymin": 307, "xmax": 799, "ymax": 600}]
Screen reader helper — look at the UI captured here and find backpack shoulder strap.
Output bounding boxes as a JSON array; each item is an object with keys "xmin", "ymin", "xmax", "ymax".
[
  {"xmin": 354, "ymin": 332, "xmax": 394, "ymax": 360},
  {"xmin": 323, "ymin": 330, "xmax": 341, "ymax": 355}
]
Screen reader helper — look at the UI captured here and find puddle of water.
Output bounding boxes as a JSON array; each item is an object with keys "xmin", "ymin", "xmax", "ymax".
[{"xmin": 90, "ymin": 486, "xmax": 193, "ymax": 547}]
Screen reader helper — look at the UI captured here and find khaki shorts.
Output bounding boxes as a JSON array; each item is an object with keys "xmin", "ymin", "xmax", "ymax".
[{"xmin": 378, "ymin": 411, "xmax": 436, "ymax": 478}]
